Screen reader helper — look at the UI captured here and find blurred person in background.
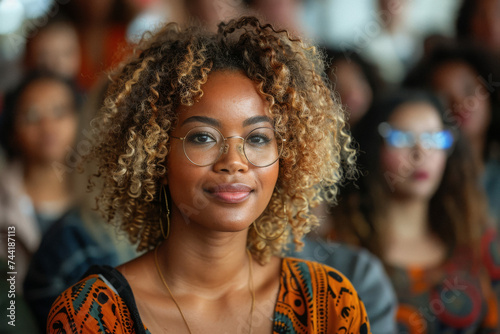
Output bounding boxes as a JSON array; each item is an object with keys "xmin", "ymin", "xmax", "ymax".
[
  {"xmin": 125, "ymin": 0, "xmax": 187, "ymax": 43},
  {"xmin": 324, "ymin": 48, "xmax": 384, "ymax": 129},
  {"xmin": 405, "ymin": 43, "xmax": 500, "ymax": 229},
  {"xmin": 24, "ymin": 17, "xmax": 81, "ymax": 83},
  {"xmin": 0, "ymin": 71, "xmax": 80, "ymax": 291},
  {"xmin": 328, "ymin": 91, "xmax": 500, "ymax": 333},
  {"xmin": 244, "ymin": 0, "xmax": 304, "ymax": 35},
  {"xmin": 61, "ymin": 0, "xmax": 133, "ymax": 91},
  {"xmin": 22, "ymin": 78, "xmax": 140, "ymax": 332},
  {"xmin": 362, "ymin": 0, "xmax": 423, "ymax": 85},
  {"xmin": 456, "ymin": 0, "xmax": 500, "ymax": 56},
  {"xmin": 185, "ymin": 0, "xmax": 245, "ymax": 32}
]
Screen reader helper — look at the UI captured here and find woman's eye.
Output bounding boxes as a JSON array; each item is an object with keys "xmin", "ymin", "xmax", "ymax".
[
  {"xmin": 247, "ymin": 134, "xmax": 271, "ymax": 146},
  {"xmin": 426, "ymin": 131, "xmax": 453, "ymax": 149},
  {"xmin": 24, "ymin": 109, "xmax": 41, "ymax": 124},
  {"xmin": 187, "ymin": 133, "xmax": 217, "ymax": 144},
  {"xmin": 389, "ymin": 131, "xmax": 413, "ymax": 148}
]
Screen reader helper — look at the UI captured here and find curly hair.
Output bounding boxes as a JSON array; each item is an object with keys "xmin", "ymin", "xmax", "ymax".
[{"xmin": 85, "ymin": 16, "xmax": 356, "ymax": 264}]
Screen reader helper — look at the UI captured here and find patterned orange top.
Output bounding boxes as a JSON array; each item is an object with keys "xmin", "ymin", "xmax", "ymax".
[{"xmin": 47, "ymin": 257, "xmax": 371, "ymax": 333}]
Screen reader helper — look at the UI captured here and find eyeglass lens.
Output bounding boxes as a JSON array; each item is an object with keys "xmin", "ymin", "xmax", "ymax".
[
  {"xmin": 385, "ymin": 129, "xmax": 454, "ymax": 150},
  {"xmin": 182, "ymin": 126, "xmax": 282, "ymax": 167}
]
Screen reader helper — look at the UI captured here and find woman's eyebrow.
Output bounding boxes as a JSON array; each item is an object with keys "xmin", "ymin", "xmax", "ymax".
[
  {"xmin": 243, "ymin": 116, "xmax": 273, "ymax": 127},
  {"xmin": 181, "ymin": 115, "xmax": 273, "ymax": 127},
  {"xmin": 181, "ymin": 116, "xmax": 221, "ymax": 127}
]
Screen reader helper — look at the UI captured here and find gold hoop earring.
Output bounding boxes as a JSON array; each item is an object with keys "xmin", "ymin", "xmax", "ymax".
[
  {"xmin": 160, "ymin": 185, "xmax": 170, "ymax": 240},
  {"xmin": 252, "ymin": 197, "xmax": 288, "ymax": 241}
]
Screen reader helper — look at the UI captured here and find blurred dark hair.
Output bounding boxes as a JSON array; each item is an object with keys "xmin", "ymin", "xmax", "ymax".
[
  {"xmin": 323, "ymin": 48, "xmax": 383, "ymax": 98},
  {"xmin": 456, "ymin": 0, "xmax": 481, "ymax": 39},
  {"xmin": 0, "ymin": 71, "xmax": 81, "ymax": 160},
  {"xmin": 404, "ymin": 42, "xmax": 496, "ymax": 90},
  {"xmin": 332, "ymin": 90, "xmax": 488, "ymax": 260},
  {"xmin": 59, "ymin": 0, "xmax": 132, "ymax": 25},
  {"xmin": 404, "ymin": 42, "xmax": 500, "ymax": 159}
]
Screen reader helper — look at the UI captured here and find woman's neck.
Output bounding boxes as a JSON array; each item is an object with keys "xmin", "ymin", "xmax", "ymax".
[
  {"xmin": 382, "ymin": 196, "xmax": 447, "ymax": 268},
  {"xmin": 23, "ymin": 163, "xmax": 71, "ymax": 204},
  {"xmin": 157, "ymin": 214, "xmax": 252, "ymax": 295},
  {"xmin": 127, "ymin": 210, "xmax": 280, "ymax": 334},
  {"xmin": 384, "ymin": 197, "xmax": 429, "ymax": 240}
]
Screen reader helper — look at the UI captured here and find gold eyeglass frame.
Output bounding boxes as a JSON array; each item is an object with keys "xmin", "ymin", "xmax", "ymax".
[{"xmin": 171, "ymin": 126, "xmax": 285, "ymax": 167}]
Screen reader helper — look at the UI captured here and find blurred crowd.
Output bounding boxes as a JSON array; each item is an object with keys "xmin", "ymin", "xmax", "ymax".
[{"xmin": 0, "ymin": 0, "xmax": 499, "ymax": 333}]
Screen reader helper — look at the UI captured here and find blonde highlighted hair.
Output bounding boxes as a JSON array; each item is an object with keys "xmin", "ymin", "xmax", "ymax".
[{"xmin": 86, "ymin": 17, "xmax": 356, "ymax": 264}]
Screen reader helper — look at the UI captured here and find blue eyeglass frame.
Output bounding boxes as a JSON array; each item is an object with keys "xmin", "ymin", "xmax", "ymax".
[{"xmin": 377, "ymin": 122, "xmax": 455, "ymax": 150}]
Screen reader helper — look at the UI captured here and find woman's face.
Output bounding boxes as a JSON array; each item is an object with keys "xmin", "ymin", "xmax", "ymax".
[
  {"xmin": 431, "ymin": 61, "xmax": 491, "ymax": 141},
  {"xmin": 380, "ymin": 102, "xmax": 448, "ymax": 200},
  {"xmin": 332, "ymin": 60, "xmax": 373, "ymax": 127},
  {"xmin": 166, "ymin": 71, "xmax": 280, "ymax": 233},
  {"xmin": 14, "ymin": 79, "xmax": 78, "ymax": 165}
]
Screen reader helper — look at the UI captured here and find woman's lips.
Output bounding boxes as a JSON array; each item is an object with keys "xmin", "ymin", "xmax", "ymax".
[
  {"xmin": 205, "ymin": 183, "xmax": 253, "ymax": 203},
  {"xmin": 412, "ymin": 171, "xmax": 430, "ymax": 180}
]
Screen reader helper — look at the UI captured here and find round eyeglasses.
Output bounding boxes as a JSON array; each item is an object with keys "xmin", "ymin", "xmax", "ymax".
[{"xmin": 171, "ymin": 126, "xmax": 285, "ymax": 167}]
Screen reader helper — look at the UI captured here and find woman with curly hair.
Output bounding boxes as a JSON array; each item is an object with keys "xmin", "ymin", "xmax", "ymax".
[
  {"xmin": 330, "ymin": 90, "xmax": 499, "ymax": 333},
  {"xmin": 46, "ymin": 17, "xmax": 369, "ymax": 333}
]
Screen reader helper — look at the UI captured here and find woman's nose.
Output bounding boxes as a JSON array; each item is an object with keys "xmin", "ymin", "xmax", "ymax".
[{"xmin": 213, "ymin": 139, "xmax": 249, "ymax": 173}]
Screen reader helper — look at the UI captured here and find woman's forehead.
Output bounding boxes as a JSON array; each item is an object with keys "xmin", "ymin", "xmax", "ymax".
[
  {"xmin": 175, "ymin": 71, "xmax": 271, "ymax": 127},
  {"xmin": 388, "ymin": 102, "xmax": 443, "ymax": 131}
]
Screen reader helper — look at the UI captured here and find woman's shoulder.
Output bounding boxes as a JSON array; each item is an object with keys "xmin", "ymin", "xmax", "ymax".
[
  {"xmin": 280, "ymin": 257, "xmax": 360, "ymax": 302},
  {"xmin": 293, "ymin": 239, "xmax": 390, "ymax": 288},
  {"xmin": 47, "ymin": 266, "xmax": 148, "ymax": 334},
  {"xmin": 281, "ymin": 257, "xmax": 354, "ymax": 286},
  {"xmin": 292, "ymin": 240, "xmax": 397, "ymax": 333},
  {"xmin": 276, "ymin": 257, "xmax": 371, "ymax": 333}
]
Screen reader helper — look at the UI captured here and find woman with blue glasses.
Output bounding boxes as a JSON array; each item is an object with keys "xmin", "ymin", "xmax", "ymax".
[{"xmin": 327, "ymin": 90, "xmax": 500, "ymax": 333}]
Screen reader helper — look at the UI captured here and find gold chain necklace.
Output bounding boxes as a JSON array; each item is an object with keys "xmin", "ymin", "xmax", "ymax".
[{"xmin": 154, "ymin": 246, "xmax": 255, "ymax": 334}]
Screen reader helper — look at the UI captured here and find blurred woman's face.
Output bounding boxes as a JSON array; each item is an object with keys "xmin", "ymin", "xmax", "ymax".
[
  {"xmin": 332, "ymin": 60, "xmax": 373, "ymax": 127},
  {"xmin": 379, "ymin": 102, "xmax": 448, "ymax": 200},
  {"xmin": 187, "ymin": 0, "xmax": 242, "ymax": 32},
  {"xmin": 14, "ymin": 79, "xmax": 78, "ymax": 165},
  {"xmin": 431, "ymin": 61, "xmax": 491, "ymax": 141},
  {"xmin": 30, "ymin": 26, "xmax": 81, "ymax": 79},
  {"xmin": 251, "ymin": 0, "xmax": 302, "ymax": 33}
]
